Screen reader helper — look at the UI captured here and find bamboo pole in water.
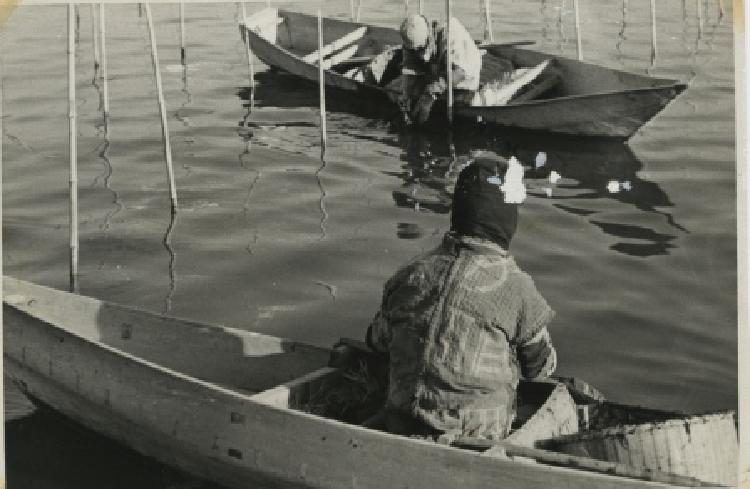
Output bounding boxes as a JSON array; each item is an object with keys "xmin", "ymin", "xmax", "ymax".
[
  {"xmin": 483, "ymin": 0, "xmax": 493, "ymax": 42},
  {"xmin": 649, "ymin": 0, "xmax": 657, "ymax": 64},
  {"xmin": 179, "ymin": 2, "xmax": 186, "ymax": 65},
  {"xmin": 90, "ymin": 4, "xmax": 100, "ymax": 77},
  {"xmin": 445, "ymin": 0, "xmax": 453, "ymax": 125},
  {"xmin": 573, "ymin": 0, "xmax": 582, "ymax": 60},
  {"xmin": 696, "ymin": 0, "xmax": 703, "ymax": 34},
  {"xmin": 145, "ymin": 2, "xmax": 179, "ymax": 212},
  {"xmin": 717, "ymin": 0, "xmax": 724, "ymax": 19},
  {"xmin": 317, "ymin": 9, "xmax": 327, "ymax": 158},
  {"xmin": 356, "ymin": 0, "xmax": 362, "ymax": 21},
  {"xmin": 75, "ymin": 4, "xmax": 80, "ymax": 42},
  {"xmin": 68, "ymin": 3, "xmax": 79, "ymax": 292},
  {"xmin": 100, "ymin": 2, "xmax": 109, "ymax": 130},
  {"xmin": 349, "ymin": 0, "xmax": 355, "ymax": 21},
  {"xmin": 418, "ymin": 0, "xmax": 423, "ymax": 14},
  {"xmin": 240, "ymin": 2, "xmax": 255, "ymax": 109}
]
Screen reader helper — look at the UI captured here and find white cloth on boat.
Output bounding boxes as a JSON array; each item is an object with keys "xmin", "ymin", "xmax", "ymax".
[
  {"xmin": 471, "ymin": 59, "xmax": 552, "ymax": 106},
  {"xmin": 439, "ymin": 17, "xmax": 483, "ymax": 91}
]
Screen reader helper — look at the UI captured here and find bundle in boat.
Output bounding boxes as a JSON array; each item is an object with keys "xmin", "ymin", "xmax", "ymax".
[{"xmin": 540, "ymin": 402, "xmax": 738, "ymax": 486}]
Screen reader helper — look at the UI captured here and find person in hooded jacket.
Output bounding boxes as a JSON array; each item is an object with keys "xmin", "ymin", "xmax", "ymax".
[
  {"xmin": 397, "ymin": 14, "xmax": 483, "ymax": 124},
  {"xmin": 365, "ymin": 153, "xmax": 557, "ymax": 441}
]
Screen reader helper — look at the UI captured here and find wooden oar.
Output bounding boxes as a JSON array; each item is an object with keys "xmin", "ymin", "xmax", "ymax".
[
  {"xmin": 453, "ymin": 437, "xmax": 720, "ymax": 487},
  {"xmin": 477, "ymin": 40, "xmax": 535, "ymax": 49},
  {"xmin": 330, "ymin": 40, "xmax": 536, "ymax": 70}
]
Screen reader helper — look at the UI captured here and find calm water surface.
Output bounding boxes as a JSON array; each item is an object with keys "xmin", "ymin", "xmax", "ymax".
[{"xmin": 1, "ymin": 0, "xmax": 736, "ymax": 487}]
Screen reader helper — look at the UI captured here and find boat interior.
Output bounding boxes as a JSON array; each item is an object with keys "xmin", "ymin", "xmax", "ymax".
[
  {"xmin": 5, "ymin": 277, "xmax": 582, "ymax": 440},
  {"xmin": 245, "ymin": 8, "xmax": 684, "ymax": 104}
]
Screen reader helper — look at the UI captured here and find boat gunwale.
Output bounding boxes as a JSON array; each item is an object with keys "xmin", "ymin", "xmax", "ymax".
[
  {"xmin": 241, "ymin": 15, "xmax": 400, "ymax": 99},
  {"xmin": 3, "ymin": 278, "xmax": 332, "ymax": 411}
]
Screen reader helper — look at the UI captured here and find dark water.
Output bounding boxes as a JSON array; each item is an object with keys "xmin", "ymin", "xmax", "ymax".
[{"xmin": 1, "ymin": 1, "xmax": 736, "ymax": 487}]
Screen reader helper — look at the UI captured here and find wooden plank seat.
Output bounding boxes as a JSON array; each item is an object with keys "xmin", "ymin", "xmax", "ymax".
[
  {"xmin": 250, "ymin": 367, "xmax": 340, "ymax": 409},
  {"xmin": 302, "ymin": 26, "xmax": 367, "ymax": 69},
  {"xmin": 251, "ymin": 341, "xmax": 387, "ymax": 423}
]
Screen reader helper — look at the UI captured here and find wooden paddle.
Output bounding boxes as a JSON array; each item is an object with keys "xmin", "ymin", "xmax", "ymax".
[
  {"xmin": 331, "ymin": 40, "xmax": 536, "ymax": 69},
  {"xmin": 477, "ymin": 40, "xmax": 536, "ymax": 49}
]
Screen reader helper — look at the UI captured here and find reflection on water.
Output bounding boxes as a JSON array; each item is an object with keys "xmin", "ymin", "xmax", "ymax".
[
  {"xmin": 248, "ymin": 85, "xmax": 686, "ymax": 259},
  {"xmin": 163, "ymin": 210, "xmax": 178, "ymax": 312},
  {"xmin": 315, "ymin": 156, "xmax": 329, "ymax": 241},
  {"xmin": 248, "ymin": 70, "xmax": 401, "ymax": 122},
  {"xmin": 616, "ymin": 0, "xmax": 627, "ymax": 66}
]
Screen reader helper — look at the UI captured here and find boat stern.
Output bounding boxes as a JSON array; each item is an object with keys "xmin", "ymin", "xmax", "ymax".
[{"xmin": 241, "ymin": 7, "xmax": 281, "ymax": 45}]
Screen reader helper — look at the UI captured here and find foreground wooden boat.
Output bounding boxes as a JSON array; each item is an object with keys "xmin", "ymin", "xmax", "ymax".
[
  {"xmin": 240, "ymin": 8, "xmax": 687, "ymax": 139},
  {"xmin": 3, "ymin": 277, "xmax": 731, "ymax": 488}
]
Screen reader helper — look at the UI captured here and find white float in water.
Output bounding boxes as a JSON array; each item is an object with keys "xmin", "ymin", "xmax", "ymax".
[
  {"xmin": 535, "ymin": 151, "xmax": 547, "ymax": 168},
  {"xmin": 501, "ymin": 156, "xmax": 527, "ymax": 204}
]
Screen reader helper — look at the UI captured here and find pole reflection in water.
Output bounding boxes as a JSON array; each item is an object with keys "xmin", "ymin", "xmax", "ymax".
[
  {"xmin": 94, "ymin": 124, "xmax": 123, "ymax": 232},
  {"xmin": 238, "ymin": 131, "xmax": 262, "ymax": 255},
  {"xmin": 649, "ymin": 0, "xmax": 657, "ymax": 71},
  {"xmin": 163, "ymin": 209, "xmax": 178, "ymax": 313},
  {"xmin": 315, "ymin": 156, "xmax": 329, "ymax": 241}
]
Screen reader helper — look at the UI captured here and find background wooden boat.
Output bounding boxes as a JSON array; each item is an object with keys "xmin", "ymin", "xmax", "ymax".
[
  {"xmin": 3, "ymin": 276, "xmax": 722, "ymax": 488},
  {"xmin": 240, "ymin": 9, "xmax": 687, "ymax": 139}
]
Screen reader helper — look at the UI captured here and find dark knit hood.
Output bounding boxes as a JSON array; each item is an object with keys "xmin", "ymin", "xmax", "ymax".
[{"xmin": 450, "ymin": 154, "xmax": 518, "ymax": 249}]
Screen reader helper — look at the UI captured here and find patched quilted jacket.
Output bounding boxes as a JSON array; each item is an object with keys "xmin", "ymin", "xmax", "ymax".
[{"xmin": 367, "ymin": 232, "xmax": 556, "ymax": 439}]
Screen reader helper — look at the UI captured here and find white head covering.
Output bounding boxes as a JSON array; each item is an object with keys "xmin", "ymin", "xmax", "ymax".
[{"xmin": 399, "ymin": 15, "xmax": 430, "ymax": 50}]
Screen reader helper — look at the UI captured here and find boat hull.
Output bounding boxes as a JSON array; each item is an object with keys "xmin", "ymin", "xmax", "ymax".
[
  {"xmin": 3, "ymin": 278, "xmax": 708, "ymax": 489},
  {"xmin": 241, "ymin": 9, "xmax": 686, "ymax": 139},
  {"xmin": 456, "ymin": 86, "xmax": 683, "ymax": 138}
]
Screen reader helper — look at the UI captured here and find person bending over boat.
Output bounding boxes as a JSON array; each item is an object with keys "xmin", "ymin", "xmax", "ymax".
[
  {"xmin": 397, "ymin": 14, "xmax": 482, "ymax": 124},
  {"xmin": 365, "ymin": 153, "xmax": 557, "ymax": 442}
]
